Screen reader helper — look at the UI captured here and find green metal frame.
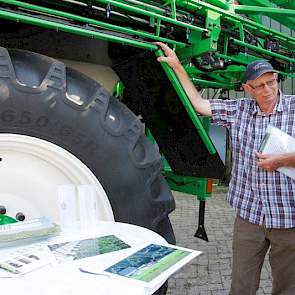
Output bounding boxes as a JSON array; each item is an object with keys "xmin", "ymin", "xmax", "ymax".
[
  {"xmin": 164, "ymin": 172, "xmax": 211, "ymax": 201},
  {"xmin": 1, "ymin": 0, "xmax": 294, "ymax": 87}
]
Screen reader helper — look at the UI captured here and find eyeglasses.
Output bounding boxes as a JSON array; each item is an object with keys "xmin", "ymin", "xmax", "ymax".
[{"xmin": 248, "ymin": 78, "xmax": 277, "ymax": 91}]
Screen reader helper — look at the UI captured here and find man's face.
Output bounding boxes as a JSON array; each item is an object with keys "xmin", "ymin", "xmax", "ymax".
[{"xmin": 243, "ymin": 72, "xmax": 279, "ymax": 106}]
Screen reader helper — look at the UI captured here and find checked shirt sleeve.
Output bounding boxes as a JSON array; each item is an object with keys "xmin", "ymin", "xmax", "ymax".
[{"xmin": 208, "ymin": 99, "xmax": 238, "ymax": 129}]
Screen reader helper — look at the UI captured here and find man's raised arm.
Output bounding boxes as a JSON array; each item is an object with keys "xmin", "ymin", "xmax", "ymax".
[{"xmin": 156, "ymin": 42, "xmax": 212, "ymax": 117}]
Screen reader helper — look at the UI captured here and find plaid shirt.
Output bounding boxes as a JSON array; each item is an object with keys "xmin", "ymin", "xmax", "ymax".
[{"xmin": 209, "ymin": 92, "xmax": 295, "ymax": 228}]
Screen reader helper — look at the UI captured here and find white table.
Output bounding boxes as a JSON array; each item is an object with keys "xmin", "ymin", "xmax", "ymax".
[{"xmin": 0, "ymin": 221, "xmax": 168, "ymax": 295}]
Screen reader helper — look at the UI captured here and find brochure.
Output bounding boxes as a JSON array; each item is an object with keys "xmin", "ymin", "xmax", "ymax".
[
  {"xmin": 0, "ymin": 217, "xmax": 60, "ymax": 248},
  {"xmin": 259, "ymin": 125, "xmax": 295, "ymax": 179},
  {"xmin": 98, "ymin": 243, "xmax": 202, "ymax": 288},
  {"xmin": 47, "ymin": 235, "xmax": 130, "ymax": 264},
  {"xmin": 0, "ymin": 246, "xmax": 51, "ymax": 277}
]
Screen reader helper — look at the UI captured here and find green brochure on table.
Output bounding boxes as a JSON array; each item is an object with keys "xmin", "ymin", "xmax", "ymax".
[{"xmin": 103, "ymin": 243, "xmax": 202, "ymax": 288}]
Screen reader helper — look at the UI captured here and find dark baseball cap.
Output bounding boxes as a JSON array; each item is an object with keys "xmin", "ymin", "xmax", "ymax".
[{"xmin": 245, "ymin": 60, "xmax": 278, "ymax": 81}]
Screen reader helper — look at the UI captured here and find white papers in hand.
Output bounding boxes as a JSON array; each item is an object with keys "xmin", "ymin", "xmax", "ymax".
[{"xmin": 259, "ymin": 125, "xmax": 295, "ymax": 179}]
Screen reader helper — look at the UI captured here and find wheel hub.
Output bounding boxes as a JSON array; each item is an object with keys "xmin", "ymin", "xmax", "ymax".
[{"xmin": 0, "ymin": 134, "xmax": 114, "ymax": 223}]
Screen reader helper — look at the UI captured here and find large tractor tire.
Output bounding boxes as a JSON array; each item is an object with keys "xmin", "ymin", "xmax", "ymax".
[{"xmin": 0, "ymin": 47, "xmax": 175, "ymax": 294}]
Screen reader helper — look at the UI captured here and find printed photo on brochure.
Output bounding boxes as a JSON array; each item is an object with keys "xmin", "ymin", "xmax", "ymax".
[
  {"xmin": 102, "ymin": 243, "xmax": 202, "ymax": 287},
  {"xmin": 47, "ymin": 234, "xmax": 130, "ymax": 264}
]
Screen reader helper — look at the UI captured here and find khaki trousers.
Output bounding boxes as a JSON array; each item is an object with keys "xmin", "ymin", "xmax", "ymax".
[{"xmin": 230, "ymin": 216, "xmax": 295, "ymax": 295}]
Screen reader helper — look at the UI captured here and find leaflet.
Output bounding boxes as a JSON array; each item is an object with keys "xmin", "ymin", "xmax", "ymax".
[
  {"xmin": 0, "ymin": 245, "xmax": 51, "ymax": 277},
  {"xmin": 0, "ymin": 217, "xmax": 60, "ymax": 248},
  {"xmin": 82, "ymin": 242, "xmax": 202, "ymax": 289},
  {"xmin": 47, "ymin": 235, "xmax": 130, "ymax": 264}
]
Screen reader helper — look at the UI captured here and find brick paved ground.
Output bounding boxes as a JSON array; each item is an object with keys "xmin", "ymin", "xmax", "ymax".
[{"xmin": 167, "ymin": 185, "xmax": 272, "ymax": 295}]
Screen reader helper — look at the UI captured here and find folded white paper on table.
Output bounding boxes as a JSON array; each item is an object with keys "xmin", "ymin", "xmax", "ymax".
[
  {"xmin": 259, "ymin": 125, "xmax": 295, "ymax": 179},
  {"xmin": 0, "ymin": 245, "xmax": 51, "ymax": 277}
]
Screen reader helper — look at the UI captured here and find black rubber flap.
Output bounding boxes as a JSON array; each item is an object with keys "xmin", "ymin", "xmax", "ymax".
[{"xmin": 113, "ymin": 51, "xmax": 225, "ymax": 178}]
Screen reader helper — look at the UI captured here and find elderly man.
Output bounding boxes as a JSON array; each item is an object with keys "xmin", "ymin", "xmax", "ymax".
[{"xmin": 156, "ymin": 42, "xmax": 295, "ymax": 294}]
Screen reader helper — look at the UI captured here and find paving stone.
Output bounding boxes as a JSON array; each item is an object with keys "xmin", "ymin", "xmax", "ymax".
[
  {"xmin": 211, "ymin": 291, "xmax": 228, "ymax": 295},
  {"xmin": 195, "ymin": 291, "xmax": 212, "ymax": 295}
]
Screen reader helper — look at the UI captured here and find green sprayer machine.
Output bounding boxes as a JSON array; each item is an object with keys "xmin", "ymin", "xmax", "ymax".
[{"xmin": 0, "ymin": 2, "xmax": 294, "ymax": 290}]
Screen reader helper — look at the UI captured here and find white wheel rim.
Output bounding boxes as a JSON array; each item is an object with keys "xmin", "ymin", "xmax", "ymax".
[{"xmin": 0, "ymin": 134, "xmax": 114, "ymax": 222}]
